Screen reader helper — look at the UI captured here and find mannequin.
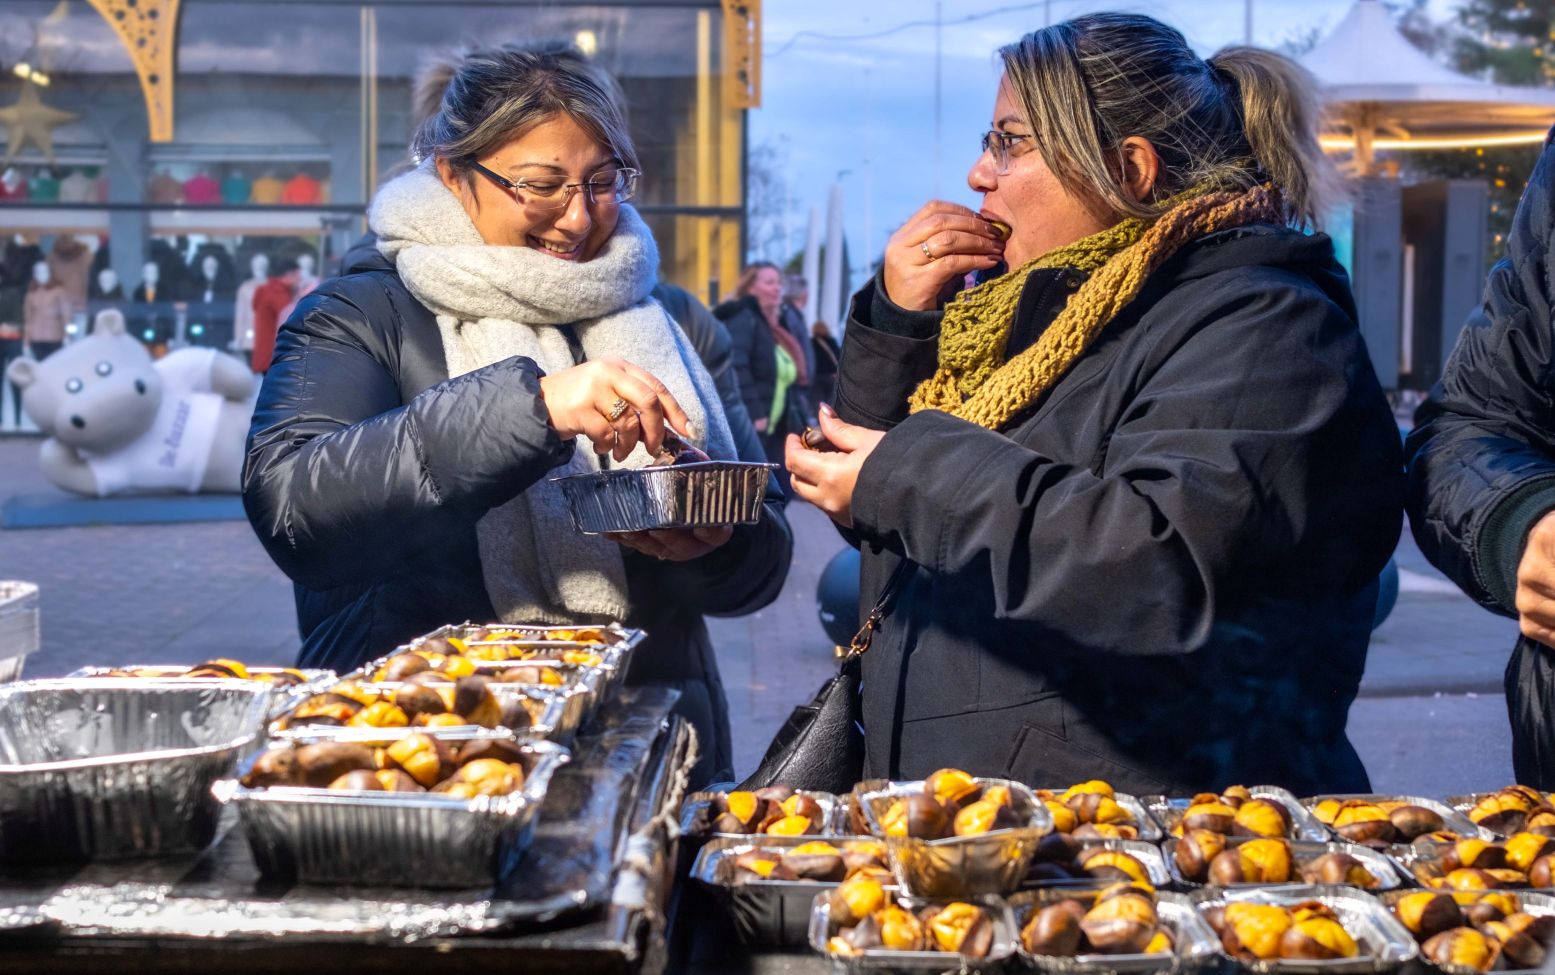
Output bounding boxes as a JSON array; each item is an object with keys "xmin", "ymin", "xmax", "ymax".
[
  {"xmin": 0, "ymin": 168, "xmax": 27, "ymax": 202},
  {"xmin": 130, "ymin": 262, "xmax": 171, "ymax": 346},
  {"xmin": 187, "ymin": 253, "xmax": 235, "ymax": 347},
  {"xmin": 232, "ymin": 253, "xmax": 267, "ymax": 352},
  {"xmin": 295, "ymin": 253, "xmax": 318, "ymax": 290},
  {"xmin": 24, "ymin": 262, "xmax": 70, "ymax": 361},
  {"xmin": 90, "ymin": 268, "xmax": 123, "ymax": 301},
  {"xmin": 47, "ymin": 235, "xmax": 93, "ymax": 314},
  {"xmin": 58, "ymin": 168, "xmax": 94, "ymax": 204}
]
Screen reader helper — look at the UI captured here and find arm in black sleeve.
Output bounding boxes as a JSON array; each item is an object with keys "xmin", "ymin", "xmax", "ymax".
[
  {"xmin": 242, "ymin": 289, "xmax": 573, "ymax": 592},
  {"xmin": 849, "ymin": 279, "xmax": 1402, "ymax": 655},
  {"xmin": 655, "ymin": 283, "xmax": 767, "ymax": 464},
  {"xmin": 834, "ymin": 275, "xmax": 943, "ymax": 431},
  {"xmin": 1406, "ymin": 131, "xmax": 1555, "ymax": 616}
]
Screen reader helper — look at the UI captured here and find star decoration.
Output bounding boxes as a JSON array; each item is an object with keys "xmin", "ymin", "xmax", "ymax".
[{"xmin": 0, "ymin": 82, "xmax": 79, "ymax": 164}]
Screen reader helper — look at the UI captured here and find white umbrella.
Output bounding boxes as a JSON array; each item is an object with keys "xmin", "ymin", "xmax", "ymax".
[{"xmin": 1299, "ymin": 0, "xmax": 1555, "ymax": 173}]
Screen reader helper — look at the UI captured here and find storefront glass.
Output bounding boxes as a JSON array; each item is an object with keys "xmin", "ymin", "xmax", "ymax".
[{"xmin": 0, "ymin": 0, "xmax": 743, "ymax": 428}]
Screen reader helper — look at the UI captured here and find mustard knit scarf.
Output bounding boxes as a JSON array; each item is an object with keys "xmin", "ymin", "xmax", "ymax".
[{"xmin": 908, "ymin": 183, "xmax": 1283, "ymax": 430}]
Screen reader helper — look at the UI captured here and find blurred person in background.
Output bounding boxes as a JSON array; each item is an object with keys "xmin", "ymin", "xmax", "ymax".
[
  {"xmin": 785, "ymin": 14, "xmax": 1402, "ymax": 794},
  {"xmin": 811, "ymin": 320, "xmax": 841, "ymax": 408},
  {"xmin": 243, "ymin": 43, "xmax": 791, "ymax": 787},
  {"xmin": 1406, "ymin": 129, "xmax": 1555, "ymax": 789},
  {"xmin": 718, "ymin": 261, "xmax": 809, "ymax": 495},
  {"xmin": 781, "ymin": 273, "xmax": 814, "ymax": 420}
]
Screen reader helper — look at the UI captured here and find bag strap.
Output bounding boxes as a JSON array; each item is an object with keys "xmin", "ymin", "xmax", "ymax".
[{"xmin": 837, "ymin": 559, "xmax": 912, "ymax": 660}]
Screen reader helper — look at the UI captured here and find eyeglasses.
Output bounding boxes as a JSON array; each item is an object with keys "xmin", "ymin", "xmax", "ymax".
[
  {"xmin": 980, "ymin": 130, "xmax": 1031, "ymax": 175},
  {"xmin": 469, "ymin": 161, "xmax": 640, "ymax": 210}
]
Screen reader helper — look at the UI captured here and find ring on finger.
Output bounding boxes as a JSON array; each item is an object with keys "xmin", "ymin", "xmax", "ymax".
[
  {"xmin": 920, "ymin": 239, "xmax": 935, "ymax": 262},
  {"xmin": 606, "ymin": 398, "xmax": 630, "ymax": 423}
]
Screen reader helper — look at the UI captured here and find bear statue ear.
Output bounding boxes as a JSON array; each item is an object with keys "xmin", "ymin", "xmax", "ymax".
[
  {"xmin": 5, "ymin": 356, "xmax": 35, "ymax": 390},
  {"xmin": 92, "ymin": 308, "xmax": 127, "ymax": 337}
]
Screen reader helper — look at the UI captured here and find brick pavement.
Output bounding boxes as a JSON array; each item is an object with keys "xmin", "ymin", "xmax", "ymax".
[{"xmin": 0, "ymin": 434, "xmax": 1528, "ymax": 792}]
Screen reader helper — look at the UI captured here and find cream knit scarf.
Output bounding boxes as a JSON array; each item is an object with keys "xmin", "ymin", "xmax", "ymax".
[{"xmin": 372, "ymin": 161, "xmax": 735, "ymax": 624}]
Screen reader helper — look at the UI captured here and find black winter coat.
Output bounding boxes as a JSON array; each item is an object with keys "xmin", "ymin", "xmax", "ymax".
[
  {"xmin": 1406, "ymin": 130, "xmax": 1555, "ymax": 789},
  {"xmin": 838, "ymin": 226, "xmax": 1402, "ymax": 797},
  {"xmin": 242, "ymin": 250, "xmax": 793, "ymax": 786},
  {"xmin": 717, "ymin": 296, "xmax": 781, "ymax": 430}
]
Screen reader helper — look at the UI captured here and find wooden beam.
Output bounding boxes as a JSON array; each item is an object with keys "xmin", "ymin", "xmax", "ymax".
[
  {"xmin": 721, "ymin": 0, "xmax": 760, "ymax": 110},
  {"xmin": 85, "ymin": 0, "xmax": 182, "ymax": 142}
]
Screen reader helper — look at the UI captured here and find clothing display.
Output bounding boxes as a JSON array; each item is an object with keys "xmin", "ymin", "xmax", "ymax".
[
  {"xmin": 0, "ymin": 169, "xmax": 27, "ymax": 202},
  {"xmin": 183, "ymin": 172, "xmax": 220, "ymax": 205},
  {"xmin": 220, "ymin": 171, "xmax": 252, "ymax": 205},
  {"xmin": 281, "ymin": 172, "xmax": 322, "ymax": 205},
  {"xmin": 47, "ymin": 236, "xmax": 93, "ymax": 314},
  {"xmin": 28, "ymin": 171, "xmax": 59, "ymax": 202},
  {"xmin": 57, "ymin": 169, "xmax": 94, "ymax": 204},
  {"xmin": 250, "ymin": 174, "xmax": 284, "ymax": 205},
  {"xmin": 249, "ymin": 276, "xmax": 294, "ymax": 372},
  {"xmin": 130, "ymin": 281, "xmax": 173, "ymax": 343},
  {"xmin": 148, "ymin": 171, "xmax": 183, "ymax": 205},
  {"xmin": 23, "ymin": 284, "xmax": 71, "ymax": 344},
  {"xmin": 0, "ymin": 241, "xmax": 41, "ymax": 328}
]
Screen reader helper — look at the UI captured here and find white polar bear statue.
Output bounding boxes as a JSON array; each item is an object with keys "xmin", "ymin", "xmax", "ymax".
[{"xmin": 5, "ymin": 309, "xmax": 256, "ymax": 497}]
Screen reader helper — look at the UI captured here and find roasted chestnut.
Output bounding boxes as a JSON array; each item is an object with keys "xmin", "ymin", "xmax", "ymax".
[
  {"xmin": 376, "ymin": 652, "xmax": 432, "ymax": 683},
  {"xmin": 1044, "ymin": 799, "xmax": 1080, "ymax": 834},
  {"xmin": 1280, "ymin": 915, "xmax": 1358, "ymax": 959},
  {"xmin": 384, "ymin": 733, "xmax": 454, "ymax": 788},
  {"xmin": 1421, "ymin": 927, "xmax": 1499, "ymax": 971},
  {"xmin": 1447, "ymin": 839, "xmax": 1510, "ymax": 872},
  {"xmin": 881, "ymin": 794, "xmax": 949, "ymax": 840},
  {"xmin": 1211, "ymin": 838, "xmax": 1293, "ymax": 884},
  {"xmin": 828, "ymin": 873, "xmax": 886, "ymax": 927},
  {"xmin": 1080, "ymin": 850, "xmax": 1150, "ymax": 884},
  {"xmin": 1332, "ymin": 802, "xmax": 1394, "ymax": 845},
  {"xmin": 1439, "ymin": 868, "xmax": 1503, "ymax": 891},
  {"xmin": 434, "ymin": 757, "xmax": 525, "ymax": 797},
  {"xmin": 1233, "ymin": 799, "xmax": 1292, "ymax": 839},
  {"xmin": 1174, "ymin": 829, "xmax": 1227, "ymax": 883},
  {"xmin": 1530, "ymin": 852, "xmax": 1555, "ymax": 887},
  {"xmin": 953, "ymin": 797, "xmax": 1019, "ymax": 836},
  {"xmin": 779, "ymin": 841, "xmax": 846, "ymax": 882},
  {"xmin": 877, "ymin": 906, "xmax": 927, "ymax": 951},
  {"xmin": 925, "ymin": 902, "xmax": 994, "ymax": 957},
  {"xmin": 1388, "ymin": 804, "xmax": 1446, "ymax": 841},
  {"xmin": 392, "ymin": 683, "xmax": 446, "ymax": 721},
  {"xmin": 1487, "ymin": 916, "xmax": 1549, "ymax": 969},
  {"xmin": 1301, "ymin": 851, "xmax": 1377, "ymax": 888},
  {"xmin": 752, "ymin": 784, "xmax": 796, "ymax": 804},
  {"xmin": 1182, "ymin": 800, "xmax": 1236, "ymax": 835},
  {"xmin": 732, "ymin": 851, "xmax": 798, "ymax": 882},
  {"xmin": 328, "ymin": 769, "xmax": 385, "ymax": 791},
  {"xmin": 1471, "ymin": 789, "xmax": 1536, "ymax": 835},
  {"xmin": 242, "ymin": 748, "xmax": 300, "ymax": 788},
  {"xmin": 924, "ymin": 768, "xmax": 980, "ymax": 809},
  {"xmin": 1080, "ymin": 885, "xmax": 1158, "ymax": 954},
  {"xmin": 374, "ymin": 768, "xmax": 424, "ymax": 792},
  {"xmin": 1506, "ymin": 831, "xmax": 1555, "ymax": 872},
  {"xmin": 1021, "ymin": 899, "xmax": 1085, "ymax": 956},
  {"xmin": 294, "ymin": 742, "xmax": 376, "ymax": 788},
  {"xmin": 1220, "ymin": 902, "xmax": 1291, "ymax": 960},
  {"xmin": 779, "ymin": 793, "xmax": 825, "ymax": 832},
  {"xmin": 1393, "ymin": 891, "xmax": 1464, "ymax": 940},
  {"xmin": 348, "ymin": 700, "xmax": 410, "ymax": 728},
  {"xmin": 1066, "ymin": 792, "xmax": 1134, "ymax": 828}
]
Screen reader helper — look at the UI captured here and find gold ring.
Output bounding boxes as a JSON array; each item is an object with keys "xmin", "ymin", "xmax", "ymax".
[
  {"xmin": 921, "ymin": 239, "xmax": 935, "ymax": 261},
  {"xmin": 606, "ymin": 398, "xmax": 630, "ymax": 422}
]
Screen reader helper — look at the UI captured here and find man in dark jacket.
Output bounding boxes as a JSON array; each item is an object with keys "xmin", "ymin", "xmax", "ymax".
[{"xmin": 1406, "ymin": 129, "xmax": 1555, "ymax": 789}]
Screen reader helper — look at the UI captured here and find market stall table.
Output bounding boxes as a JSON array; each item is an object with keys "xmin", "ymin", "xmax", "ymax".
[{"xmin": 0, "ymin": 688, "xmax": 693, "ymax": 975}]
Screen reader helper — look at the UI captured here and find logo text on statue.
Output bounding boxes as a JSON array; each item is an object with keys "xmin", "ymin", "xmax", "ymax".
[{"xmin": 158, "ymin": 400, "xmax": 191, "ymax": 468}]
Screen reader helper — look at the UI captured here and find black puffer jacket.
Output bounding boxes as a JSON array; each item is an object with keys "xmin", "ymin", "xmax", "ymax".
[
  {"xmin": 242, "ymin": 250, "xmax": 793, "ymax": 786},
  {"xmin": 716, "ymin": 295, "xmax": 779, "ymax": 429},
  {"xmin": 1406, "ymin": 130, "xmax": 1555, "ymax": 788},
  {"xmin": 839, "ymin": 226, "xmax": 1402, "ymax": 796}
]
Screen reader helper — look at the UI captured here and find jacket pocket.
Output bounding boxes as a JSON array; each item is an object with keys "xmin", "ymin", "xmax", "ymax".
[{"xmin": 1003, "ymin": 715, "xmax": 1176, "ymax": 796}]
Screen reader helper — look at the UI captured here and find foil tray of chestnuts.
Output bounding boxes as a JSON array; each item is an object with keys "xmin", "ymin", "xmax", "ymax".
[
  {"xmin": 213, "ymin": 734, "xmax": 569, "ymax": 888},
  {"xmin": 1385, "ymin": 833, "xmax": 1555, "ymax": 892},
  {"xmin": 690, "ymin": 834, "xmax": 895, "ymax": 947},
  {"xmin": 807, "ymin": 888, "xmax": 1018, "ymax": 972},
  {"xmin": 407, "ymin": 621, "xmax": 642, "ymax": 705},
  {"xmin": 681, "ymin": 785, "xmax": 846, "ymax": 841},
  {"xmin": 554, "ymin": 457, "xmax": 778, "ymax": 534},
  {"xmin": 1191, "ymin": 883, "xmax": 1418, "ymax": 973},
  {"xmin": 1303, "ymin": 795, "xmax": 1493, "ymax": 845},
  {"xmin": 1010, "ymin": 885, "xmax": 1220, "ymax": 974},
  {"xmin": 858, "ymin": 770, "xmax": 1053, "ymax": 899},
  {"xmin": 268, "ymin": 677, "xmax": 580, "ymax": 746},
  {"xmin": 1148, "ymin": 785, "xmax": 1330, "ymax": 843},
  {"xmin": 1448, "ymin": 786, "xmax": 1555, "ymax": 840},
  {"xmin": 1034, "ymin": 780, "xmax": 1164, "ymax": 843},
  {"xmin": 1379, "ymin": 888, "xmax": 1555, "ymax": 974},
  {"xmin": 1163, "ymin": 835, "xmax": 1406, "ymax": 890},
  {"xmin": 69, "ymin": 660, "xmax": 337, "ymax": 720}
]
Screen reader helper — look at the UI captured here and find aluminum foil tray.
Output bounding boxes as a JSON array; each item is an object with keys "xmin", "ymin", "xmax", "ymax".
[
  {"xmin": 1033, "ymin": 786, "xmax": 1163, "ymax": 842},
  {"xmin": 68, "ymin": 665, "xmax": 336, "ymax": 719},
  {"xmin": 1146, "ymin": 786, "xmax": 1329, "ymax": 842},
  {"xmin": 270, "ymin": 681, "xmax": 582, "ymax": 746},
  {"xmin": 680, "ymin": 788, "xmax": 848, "ymax": 842},
  {"xmin": 691, "ymin": 835, "xmax": 891, "ymax": 947},
  {"xmin": 554, "ymin": 460, "xmax": 776, "ymax": 533},
  {"xmin": 215, "ymin": 738, "xmax": 569, "ymax": 888},
  {"xmin": 1377, "ymin": 888, "xmax": 1555, "ymax": 975},
  {"xmin": 1385, "ymin": 838, "xmax": 1555, "ymax": 890},
  {"xmin": 1445, "ymin": 792, "xmax": 1549, "ymax": 839},
  {"xmin": 808, "ymin": 890, "xmax": 1017, "ymax": 973},
  {"xmin": 860, "ymin": 778, "xmax": 1054, "ymax": 898},
  {"xmin": 1010, "ymin": 888, "xmax": 1220, "ymax": 974},
  {"xmin": 1160, "ymin": 837, "xmax": 1406, "ymax": 890},
  {"xmin": 1191, "ymin": 883, "xmax": 1419, "ymax": 973},
  {"xmin": 0, "ymin": 580, "xmax": 38, "ymax": 683},
  {"xmin": 1026, "ymin": 837, "xmax": 1172, "ymax": 889},
  {"xmin": 1300, "ymin": 794, "xmax": 1494, "ymax": 842},
  {"xmin": 0, "ymin": 679, "xmax": 270, "ymax": 862}
]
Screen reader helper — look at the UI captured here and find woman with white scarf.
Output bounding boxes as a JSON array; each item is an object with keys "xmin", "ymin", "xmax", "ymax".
[{"xmin": 243, "ymin": 43, "xmax": 792, "ymax": 786}]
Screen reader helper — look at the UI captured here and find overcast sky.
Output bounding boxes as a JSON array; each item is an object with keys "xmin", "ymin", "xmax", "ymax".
[{"xmin": 752, "ymin": 0, "xmax": 1463, "ymax": 284}]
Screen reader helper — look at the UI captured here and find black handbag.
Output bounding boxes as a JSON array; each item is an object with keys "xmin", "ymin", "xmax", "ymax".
[{"xmin": 737, "ymin": 561, "xmax": 909, "ymax": 794}]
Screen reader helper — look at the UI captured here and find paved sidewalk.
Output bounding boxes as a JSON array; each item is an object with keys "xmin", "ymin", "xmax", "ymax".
[{"xmin": 0, "ymin": 435, "xmax": 1526, "ymax": 793}]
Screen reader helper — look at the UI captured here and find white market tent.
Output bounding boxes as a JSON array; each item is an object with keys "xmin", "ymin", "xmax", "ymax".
[{"xmin": 1299, "ymin": 0, "xmax": 1555, "ymax": 173}]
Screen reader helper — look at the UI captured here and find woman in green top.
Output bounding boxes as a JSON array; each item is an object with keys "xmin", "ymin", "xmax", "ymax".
[{"xmin": 715, "ymin": 261, "xmax": 810, "ymax": 495}]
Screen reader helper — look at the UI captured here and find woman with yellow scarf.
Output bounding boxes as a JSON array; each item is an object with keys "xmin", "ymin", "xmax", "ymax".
[{"xmin": 785, "ymin": 13, "xmax": 1403, "ymax": 795}]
